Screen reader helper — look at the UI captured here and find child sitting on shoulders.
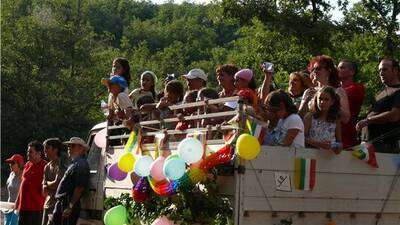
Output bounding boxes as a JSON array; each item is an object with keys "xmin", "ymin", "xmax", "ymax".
[
  {"xmin": 129, "ymin": 71, "xmax": 157, "ymax": 109},
  {"xmin": 263, "ymin": 90, "xmax": 305, "ymax": 148},
  {"xmin": 303, "ymin": 86, "xmax": 342, "ymax": 154}
]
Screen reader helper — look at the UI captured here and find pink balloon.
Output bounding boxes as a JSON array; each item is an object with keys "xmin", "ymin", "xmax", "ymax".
[
  {"xmin": 151, "ymin": 216, "xmax": 175, "ymax": 225},
  {"xmin": 94, "ymin": 128, "xmax": 107, "ymax": 148},
  {"xmin": 150, "ymin": 156, "xmax": 166, "ymax": 181}
]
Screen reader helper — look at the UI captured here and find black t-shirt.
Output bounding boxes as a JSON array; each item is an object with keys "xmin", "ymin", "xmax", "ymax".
[{"xmin": 368, "ymin": 85, "xmax": 400, "ymax": 145}]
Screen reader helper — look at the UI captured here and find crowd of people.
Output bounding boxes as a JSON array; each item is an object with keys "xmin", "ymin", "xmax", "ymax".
[
  {"xmin": 3, "ymin": 55, "xmax": 399, "ymax": 225},
  {"xmin": 4, "ymin": 138, "xmax": 89, "ymax": 225},
  {"xmin": 104, "ymin": 56, "xmax": 400, "ymax": 154}
]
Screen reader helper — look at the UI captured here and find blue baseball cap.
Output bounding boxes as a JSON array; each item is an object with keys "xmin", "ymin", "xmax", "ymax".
[{"xmin": 102, "ymin": 75, "xmax": 128, "ymax": 90}]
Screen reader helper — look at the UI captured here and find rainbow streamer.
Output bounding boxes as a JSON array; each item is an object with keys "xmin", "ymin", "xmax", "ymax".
[
  {"xmin": 147, "ymin": 172, "xmax": 192, "ymax": 196},
  {"xmin": 124, "ymin": 130, "xmax": 138, "ymax": 153},
  {"xmin": 148, "ymin": 177, "xmax": 176, "ymax": 196}
]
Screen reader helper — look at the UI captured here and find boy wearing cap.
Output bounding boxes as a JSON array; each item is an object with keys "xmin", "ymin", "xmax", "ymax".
[
  {"xmin": 183, "ymin": 68, "xmax": 207, "ymax": 91},
  {"xmin": 15, "ymin": 141, "xmax": 47, "ymax": 225},
  {"xmin": 4, "ymin": 154, "xmax": 24, "ymax": 225},
  {"xmin": 52, "ymin": 137, "xmax": 90, "ymax": 225}
]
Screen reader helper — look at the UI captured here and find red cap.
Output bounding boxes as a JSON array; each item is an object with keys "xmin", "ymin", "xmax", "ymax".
[{"xmin": 5, "ymin": 154, "xmax": 24, "ymax": 166}]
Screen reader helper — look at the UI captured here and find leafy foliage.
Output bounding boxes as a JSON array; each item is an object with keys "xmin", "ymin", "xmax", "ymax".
[{"xmin": 104, "ymin": 177, "xmax": 232, "ymax": 225}]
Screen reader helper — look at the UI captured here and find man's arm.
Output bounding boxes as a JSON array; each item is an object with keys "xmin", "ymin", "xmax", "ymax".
[
  {"xmin": 62, "ymin": 186, "xmax": 85, "ymax": 218},
  {"xmin": 356, "ymin": 107, "xmax": 400, "ymax": 131}
]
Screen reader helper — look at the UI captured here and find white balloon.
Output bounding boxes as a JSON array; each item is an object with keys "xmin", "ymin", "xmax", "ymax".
[
  {"xmin": 94, "ymin": 128, "xmax": 107, "ymax": 148},
  {"xmin": 177, "ymin": 137, "xmax": 203, "ymax": 164},
  {"xmin": 134, "ymin": 155, "xmax": 154, "ymax": 177}
]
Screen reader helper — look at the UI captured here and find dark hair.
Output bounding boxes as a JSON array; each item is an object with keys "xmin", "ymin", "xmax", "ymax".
[
  {"xmin": 311, "ymin": 86, "xmax": 341, "ymax": 123},
  {"xmin": 184, "ymin": 90, "xmax": 198, "ymax": 103},
  {"xmin": 339, "ymin": 59, "xmax": 358, "ymax": 78},
  {"xmin": 114, "ymin": 57, "xmax": 131, "ymax": 86},
  {"xmin": 28, "ymin": 140, "xmax": 44, "ymax": 157},
  {"xmin": 165, "ymin": 80, "xmax": 184, "ymax": 102},
  {"xmin": 380, "ymin": 57, "xmax": 400, "ymax": 72},
  {"xmin": 43, "ymin": 138, "xmax": 65, "ymax": 157},
  {"xmin": 266, "ymin": 89, "xmax": 298, "ymax": 114},
  {"xmin": 198, "ymin": 88, "xmax": 219, "ymax": 100},
  {"xmin": 137, "ymin": 95, "xmax": 155, "ymax": 109},
  {"xmin": 141, "ymin": 72, "xmax": 157, "ymax": 99},
  {"xmin": 308, "ymin": 55, "xmax": 340, "ymax": 88},
  {"xmin": 248, "ymin": 77, "xmax": 257, "ymax": 91}
]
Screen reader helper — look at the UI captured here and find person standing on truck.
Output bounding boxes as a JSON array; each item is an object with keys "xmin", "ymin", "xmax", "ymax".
[
  {"xmin": 337, "ymin": 59, "xmax": 365, "ymax": 149},
  {"xmin": 356, "ymin": 58, "xmax": 400, "ymax": 153},
  {"xmin": 52, "ymin": 137, "xmax": 90, "ymax": 225},
  {"xmin": 42, "ymin": 138, "xmax": 68, "ymax": 225},
  {"xmin": 4, "ymin": 154, "xmax": 24, "ymax": 225},
  {"xmin": 15, "ymin": 141, "xmax": 47, "ymax": 225},
  {"xmin": 183, "ymin": 68, "xmax": 207, "ymax": 91}
]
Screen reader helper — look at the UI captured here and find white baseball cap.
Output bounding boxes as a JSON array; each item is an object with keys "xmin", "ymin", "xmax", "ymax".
[{"xmin": 183, "ymin": 68, "xmax": 207, "ymax": 81}]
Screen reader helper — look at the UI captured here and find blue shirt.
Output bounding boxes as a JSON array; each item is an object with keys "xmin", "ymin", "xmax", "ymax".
[{"xmin": 55, "ymin": 155, "xmax": 89, "ymax": 199}]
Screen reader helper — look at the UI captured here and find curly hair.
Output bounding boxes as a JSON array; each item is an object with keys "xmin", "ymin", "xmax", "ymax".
[
  {"xmin": 311, "ymin": 86, "xmax": 341, "ymax": 123},
  {"xmin": 308, "ymin": 55, "xmax": 340, "ymax": 88}
]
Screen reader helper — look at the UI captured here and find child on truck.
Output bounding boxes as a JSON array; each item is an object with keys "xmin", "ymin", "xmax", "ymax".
[
  {"xmin": 263, "ymin": 90, "xmax": 305, "ymax": 148},
  {"xmin": 103, "ymin": 76, "xmax": 137, "ymax": 130},
  {"xmin": 129, "ymin": 71, "xmax": 157, "ymax": 109},
  {"xmin": 303, "ymin": 86, "xmax": 342, "ymax": 153},
  {"xmin": 156, "ymin": 80, "xmax": 184, "ymax": 129}
]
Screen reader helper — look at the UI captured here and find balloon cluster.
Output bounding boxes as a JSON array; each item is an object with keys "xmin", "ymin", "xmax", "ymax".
[{"xmin": 104, "ymin": 133, "xmax": 262, "ymax": 225}]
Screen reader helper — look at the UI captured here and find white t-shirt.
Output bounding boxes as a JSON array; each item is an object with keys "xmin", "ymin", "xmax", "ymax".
[
  {"xmin": 270, "ymin": 113, "xmax": 305, "ymax": 148},
  {"xmin": 115, "ymin": 92, "xmax": 133, "ymax": 111}
]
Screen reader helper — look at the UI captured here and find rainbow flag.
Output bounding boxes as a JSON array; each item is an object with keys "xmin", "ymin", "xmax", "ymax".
[
  {"xmin": 124, "ymin": 130, "xmax": 138, "ymax": 152},
  {"xmin": 294, "ymin": 157, "xmax": 316, "ymax": 191},
  {"xmin": 246, "ymin": 119, "xmax": 267, "ymax": 144},
  {"xmin": 352, "ymin": 142, "xmax": 378, "ymax": 168}
]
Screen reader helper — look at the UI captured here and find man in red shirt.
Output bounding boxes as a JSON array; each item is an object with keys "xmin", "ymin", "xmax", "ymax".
[
  {"xmin": 338, "ymin": 59, "xmax": 365, "ymax": 149},
  {"xmin": 15, "ymin": 141, "xmax": 47, "ymax": 225}
]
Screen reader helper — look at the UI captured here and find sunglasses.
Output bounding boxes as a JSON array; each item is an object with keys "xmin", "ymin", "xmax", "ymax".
[{"xmin": 312, "ymin": 66, "xmax": 327, "ymax": 72}]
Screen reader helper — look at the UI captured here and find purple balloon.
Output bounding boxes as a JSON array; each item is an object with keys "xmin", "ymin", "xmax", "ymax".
[{"xmin": 108, "ymin": 163, "xmax": 128, "ymax": 181}]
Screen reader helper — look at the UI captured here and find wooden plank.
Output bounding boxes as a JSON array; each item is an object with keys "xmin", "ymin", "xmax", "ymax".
[
  {"xmin": 169, "ymin": 96, "xmax": 239, "ymax": 110},
  {"xmin": 242, "ymin": 196, "xmax": 400, "ymax": 213}
]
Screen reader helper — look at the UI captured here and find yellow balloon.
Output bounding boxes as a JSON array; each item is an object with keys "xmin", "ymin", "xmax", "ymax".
[
  {"xmin": 236, "ymin": 134, "xmax": 261, "ymax": 160},
  {"xmin": 118, "ymin": 152, "xmax": 136, "ymax": 173},
  {"xmin": 188, "ymin": 168, "xmax": 206, "ymax": 184}
]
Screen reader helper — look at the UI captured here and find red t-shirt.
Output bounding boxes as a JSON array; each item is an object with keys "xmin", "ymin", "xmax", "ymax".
[
  {"xmin": 341, "ymin": 83, "xmax": 365, "ymax": 149},
  {"xmin": 17, "ymin": 159, "xmax": 47, "ymax": 211}
]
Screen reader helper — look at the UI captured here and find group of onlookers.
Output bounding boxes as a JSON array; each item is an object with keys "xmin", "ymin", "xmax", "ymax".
[
  {"xmin": 4, "ymin": 137, "xmax": 90, "ymax": 225},
  {"xmin": 104, "ymin": 56, "xmax": 399, "ymax": 154}
]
